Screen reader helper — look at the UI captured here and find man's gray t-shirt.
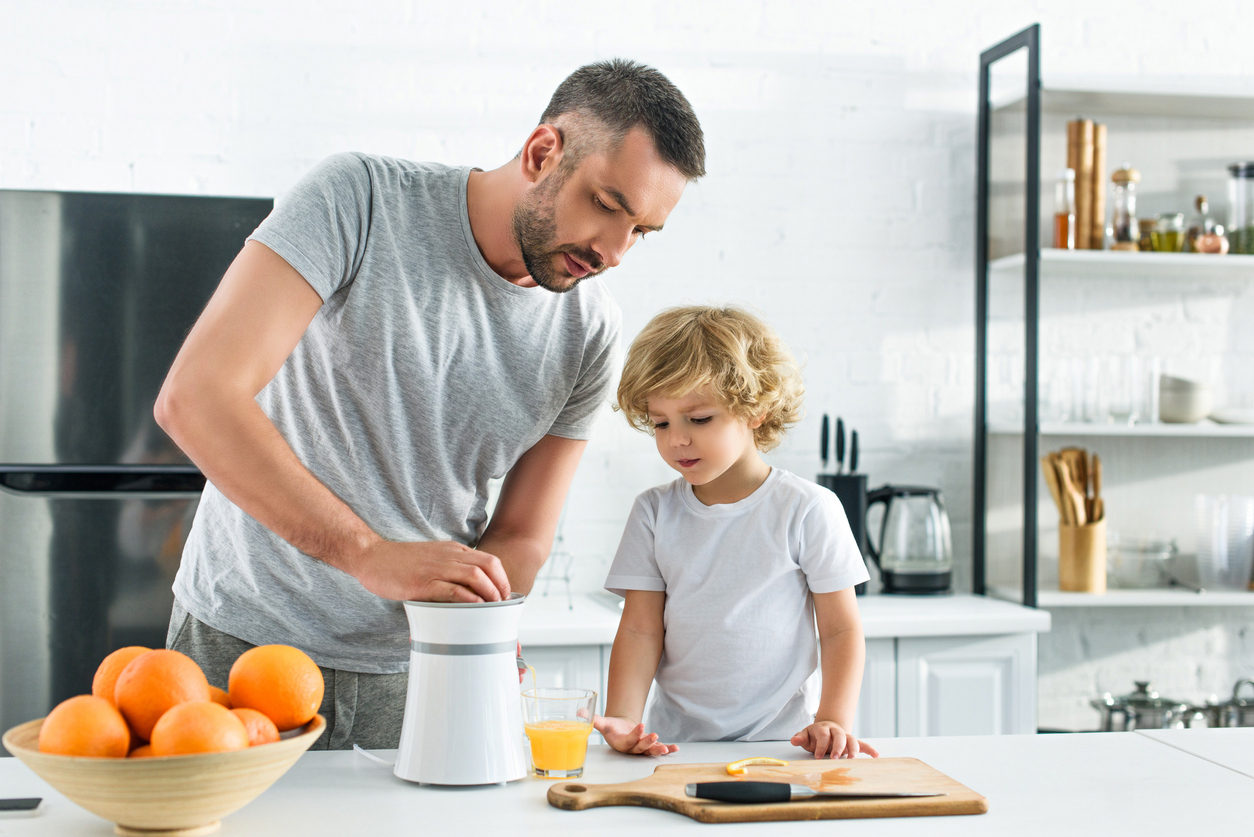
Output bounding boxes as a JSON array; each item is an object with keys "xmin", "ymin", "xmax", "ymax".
[{"xmin": 173, "ymin": 153, "xmax": 622, "ymax": 673}]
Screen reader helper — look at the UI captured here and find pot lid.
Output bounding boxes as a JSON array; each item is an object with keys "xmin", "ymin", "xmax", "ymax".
[{"xmin": 1105, "ymin": 681, "xmax": 1189, "ymax": 711}]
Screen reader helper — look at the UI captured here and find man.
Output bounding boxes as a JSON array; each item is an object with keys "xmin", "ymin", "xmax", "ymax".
[{"xmin": 155, "ymin": 60, "xmax": 705, "ymax": 749}]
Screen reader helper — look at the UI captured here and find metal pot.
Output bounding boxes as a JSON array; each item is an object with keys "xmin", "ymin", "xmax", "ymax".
[
  {"xmin": 1091, "ymin": 681, "xmax": 1191, "ymax": 731},
  {"xmin": 1203, "ymin": 678, "xmax": 1254, "ymax": 728}
]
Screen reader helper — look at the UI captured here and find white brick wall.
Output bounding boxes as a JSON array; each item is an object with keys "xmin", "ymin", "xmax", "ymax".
[{"xmin": 5, "ymin": 0, "xmax": 1254, "ymax": 730}]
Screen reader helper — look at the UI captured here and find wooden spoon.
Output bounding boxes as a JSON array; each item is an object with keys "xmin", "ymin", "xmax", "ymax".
[
  {"xmin": 1056, "ymin": 459, "xmax": 1088, "ymax": 525},
  {"xmin": 1041, "ymin": 456, "xmax": 1067, "ymax": 524}
]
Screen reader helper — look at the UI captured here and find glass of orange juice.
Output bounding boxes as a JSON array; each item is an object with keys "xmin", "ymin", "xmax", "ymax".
[{"xmin": 521, "ymin": 688, "xmax": 597, "ymax": 778}]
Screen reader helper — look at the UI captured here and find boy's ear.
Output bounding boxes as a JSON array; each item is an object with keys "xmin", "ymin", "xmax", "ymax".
[{"xmin": 748, "ymin": 413, "xmax": 767, "ymax": 429}]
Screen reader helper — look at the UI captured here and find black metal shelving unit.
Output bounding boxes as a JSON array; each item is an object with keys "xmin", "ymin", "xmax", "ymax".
[{"xmin": 974, "ymin": 24, "xmax": 1041, "ymax": 608}]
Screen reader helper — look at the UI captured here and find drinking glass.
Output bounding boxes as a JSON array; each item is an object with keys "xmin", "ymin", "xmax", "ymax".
[
  {"xmin": 521, "ymin": 688, "xmax": 597, "ymax": 778},
  {"xmin": 1195, "ymin": 496, "xmax": 1254, "ymax": 591}
]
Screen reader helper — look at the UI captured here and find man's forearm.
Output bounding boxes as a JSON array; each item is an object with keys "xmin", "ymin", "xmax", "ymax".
[
  {"xmin": 475, "ymin": 531, "xmax": 549, "ymax": 594},
  {"xmin": 156, "ymin": 383, "xmax": 379, "ymax": 574}
]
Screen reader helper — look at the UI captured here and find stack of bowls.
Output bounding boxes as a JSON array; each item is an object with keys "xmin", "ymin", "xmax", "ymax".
[{"xmin": 1159, "ymin": 375, "xmax": 1212, "ymax": 423}]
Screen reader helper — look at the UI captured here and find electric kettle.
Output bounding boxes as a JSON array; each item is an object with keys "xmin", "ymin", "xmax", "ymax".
[
  {"xmin": 866, "ymin": 485, "xmax": 953, "ymax": 594},
  {"xmin": 393, "ymin": 593, "xmax": 528, "ymax": 785}
]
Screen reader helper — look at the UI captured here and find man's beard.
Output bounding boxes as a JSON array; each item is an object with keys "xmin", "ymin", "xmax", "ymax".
[{"xmin": 511, "ymin": 172, "xmax": 603, "ymax": 294}]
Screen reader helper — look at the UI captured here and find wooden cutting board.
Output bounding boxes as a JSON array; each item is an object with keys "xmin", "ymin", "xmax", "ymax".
[{"xmin": 547, "ymin": 758, "xmax": 987, "ymax": 823}]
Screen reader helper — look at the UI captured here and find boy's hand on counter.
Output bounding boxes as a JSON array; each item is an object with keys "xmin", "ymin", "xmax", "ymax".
[
  {"xmin": 593, "ymin": 715, "xmax": 678, "ymax": 757},
  {"xmin": 791, "ymin": 721, "xmax": 880, "ymax": 760}
]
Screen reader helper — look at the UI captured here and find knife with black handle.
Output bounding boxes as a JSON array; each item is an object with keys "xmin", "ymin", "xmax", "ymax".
[
  {"xmin": 684, "ymin": 782, "xmax": 944, "ymax": 803},
  {"xmin": 820, "ymin": 414, "xmax": 829, "ymax": 471},
  {"xmin": 835, "ymin": 418, "xmax": 845, "ymax": 474},
  {"xmin": 849, "ymin": 429, "xmax": 859, "ymax": 474}
]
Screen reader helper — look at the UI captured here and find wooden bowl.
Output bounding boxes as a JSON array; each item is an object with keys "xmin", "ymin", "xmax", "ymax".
[{"xmin": 3, "ymin": 714, "xmax": 325, "ymax": 836}]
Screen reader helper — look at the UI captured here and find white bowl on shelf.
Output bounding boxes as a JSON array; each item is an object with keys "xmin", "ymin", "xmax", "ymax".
[{"xmin": 1159, "ymin": 376, "xmax": 1212, "ymax": 423}]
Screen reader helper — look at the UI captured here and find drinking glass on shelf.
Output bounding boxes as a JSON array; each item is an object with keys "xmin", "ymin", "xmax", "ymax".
[
  {"xmin": 1106, "ymin": 354, "xmax": 1142, "ymax": 425},
  {"xmin": 1084, "ymin": 356, "xmax": 1106, "ymax": 423},
  {"xmin": 1143, "ymin": 356, "xmax": 1162, "ymax": 424},
  {"xmin": 1195, "ymin": 496, "xmax": 1254, "ymax": 591}
]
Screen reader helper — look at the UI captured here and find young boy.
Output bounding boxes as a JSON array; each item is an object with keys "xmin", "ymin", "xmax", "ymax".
[{"xmin": 592, "ymin": 306, "xmax": 878, "ymax": 760}]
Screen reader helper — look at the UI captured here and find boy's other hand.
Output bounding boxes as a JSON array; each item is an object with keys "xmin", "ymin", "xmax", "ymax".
[
  {"xmin": 593, "ymin": 715, "xmax": 678, "ymax": 756},
  {"xmin": 791, "ymin": 721, "xmax": 880, "ymax": 759}
]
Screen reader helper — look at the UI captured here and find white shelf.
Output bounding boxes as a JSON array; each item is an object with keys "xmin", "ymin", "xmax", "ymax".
[
  {"xmin": 988, "ymin": 421, "xmax": 1254, "ymax": 438},
  {"xmin": 990, "ymin": 585, "xmax": 1254, "ymax": 607},
  {"xmin": 989, "ymin": 249, "xmax": 1254, "ymax": 278},
  {"xmin": 993, "ymin": 86, "xmax": 1254, "ymax": 120}
]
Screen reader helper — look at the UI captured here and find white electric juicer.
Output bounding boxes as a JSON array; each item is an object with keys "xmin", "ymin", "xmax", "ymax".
[{"xmin": 393, "ymin": 593, "xmax": 528, "ymax": 785}]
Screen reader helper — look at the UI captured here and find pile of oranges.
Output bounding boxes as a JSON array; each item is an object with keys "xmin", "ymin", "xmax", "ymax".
[{"xmin": 38, "ymin": 645, "xmax": 323, "ymax": 758}]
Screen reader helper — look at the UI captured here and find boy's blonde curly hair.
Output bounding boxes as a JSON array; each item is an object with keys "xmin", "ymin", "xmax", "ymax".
[{"xmin": 615, "ymin": 306, "xmax": 804, "ymax": 452}]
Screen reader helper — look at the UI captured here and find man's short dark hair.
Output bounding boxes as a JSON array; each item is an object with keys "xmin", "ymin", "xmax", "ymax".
[{"xmin": 540, "ymin": 59, "xmax": 705, "ymax": 181}]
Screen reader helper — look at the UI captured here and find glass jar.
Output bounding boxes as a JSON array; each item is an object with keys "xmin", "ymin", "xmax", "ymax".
[
  {"xmin": 1185, "ymin": 195, "xmax": 1218, "ymax": 252},
  {"xmin": 1152, "ymin": 213, "xmax": 1185, "ymax": 252},
  {"xmin": 1111, "ymin": 165, "xmax": 1141, "ymax": 251},
  {"xmin": 1053, "ymin": 168, "xmax": 1076, "ymax": 249},
  {"xmin": 1228, "ymin": 162, "xmax": 1254, "ymax": 254}
]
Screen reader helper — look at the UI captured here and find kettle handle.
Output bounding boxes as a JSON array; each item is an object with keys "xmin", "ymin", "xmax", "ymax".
[{"xmin": 864, "ymin": 485, "xmax": 897, "ymax": 568}]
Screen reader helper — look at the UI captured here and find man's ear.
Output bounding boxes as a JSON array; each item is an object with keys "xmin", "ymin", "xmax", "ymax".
[{"xmin": 519, "ymin": 124, "xmax": 564, "ymax": 184}]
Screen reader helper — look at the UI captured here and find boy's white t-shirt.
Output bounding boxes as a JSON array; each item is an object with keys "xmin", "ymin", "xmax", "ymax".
[{"xmin": 604, "ymin": 468, "xmax": 870, "ymax": 743}]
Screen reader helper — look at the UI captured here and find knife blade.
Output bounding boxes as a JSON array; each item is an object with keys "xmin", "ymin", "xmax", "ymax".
[
  {"xmin": 685, "ymin": 782, "xmax": 945, "ymax": 803},
  {"xmin": 835, "ymin": 418, "xmax": 845, "ymax": 475},
  {"xmin": 820, "ymin": 414, "xmax": 830, "ymax": 471}
]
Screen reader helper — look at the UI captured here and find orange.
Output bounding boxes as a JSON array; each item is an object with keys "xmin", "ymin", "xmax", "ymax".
[
  {"xmin": 229, "ymin": 645, "xmax": 323, "ymax": 731},
  {"xmin": 129, "ymin": 744, "xmax": 155, "ymax": 758},
  {"xmin": 208, "ymin": 685, "xmax": 233, "ymax": 709},
  {"xmin": 39, "ymin": 695, "xmax": 130, "ymax": 757},
  {"xmin": 150, "ymin": 701, "xmax": 250, "ymax": 756},
  {"xmin": 232, "ymin": 708, "xmax": 280, "ymax": 746},
  {"xmin": 114, "ymin": 649, "xmax": 210, "ymax": 740},
  {"xmin": 91, "ymin": 646, "xmax": 151, "ymax": 706}
]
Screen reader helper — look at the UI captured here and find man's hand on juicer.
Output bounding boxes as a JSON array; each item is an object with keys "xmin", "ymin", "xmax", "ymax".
[
  {"xmin": 350, "ymin": 539, "xmax": 511, "ymax": 603},
  {"xmin": 593, "ymin": 715, "xmax": 678, "ymax": 756}
]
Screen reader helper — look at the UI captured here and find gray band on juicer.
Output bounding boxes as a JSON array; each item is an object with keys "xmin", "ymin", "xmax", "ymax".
[{"xmin": 411, "ymin": 640, "xmax": 517, "ymax": 656}]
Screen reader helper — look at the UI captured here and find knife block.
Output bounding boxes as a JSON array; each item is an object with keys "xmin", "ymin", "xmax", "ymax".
[
  {"xmin": 818, "ymin": 474, "xmax": 869, "ymax": 595},
  {"xmin": 1059, "ymin": 519, "xmax": 1106, "ymax": 593}
]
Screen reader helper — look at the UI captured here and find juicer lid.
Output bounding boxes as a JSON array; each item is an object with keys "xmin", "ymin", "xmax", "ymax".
[{"xmin": 403, "ymin": 591, "xmax": 526, "ymax": 609}]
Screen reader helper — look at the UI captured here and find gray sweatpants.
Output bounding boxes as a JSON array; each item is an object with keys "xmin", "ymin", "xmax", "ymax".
[{"xmin": 166, "ymin": 599, "xmax": 407, "ymax": 750}]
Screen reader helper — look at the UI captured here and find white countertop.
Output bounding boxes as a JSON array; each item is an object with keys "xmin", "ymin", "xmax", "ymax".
[
  {"xmin": 519, "ymin": 592, "xmax": 1049, "ymax": 647},
  {"xmin": 1136, "ymin": 727, "xmax": 1254, "ymax": 779},
  {"xmin": 2, "ymin": 731, "xmax": 1247, "ymax": 835}
]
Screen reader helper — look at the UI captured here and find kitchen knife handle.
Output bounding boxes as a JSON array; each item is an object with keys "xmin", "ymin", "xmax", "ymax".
[
  {"xmin": 689, "ymin": 782, "xmax": 792, "ymax": 804},
  {"xmin": 821, "ymin": 414, "xmax": 829, "ymax": 466},
  {"xmin": 835, "ymin": 418, "xmax": 845, "ymax": 472},
  {"xmin": 850, "ymin": 430, "xmax": 859, "ymax": 474}
]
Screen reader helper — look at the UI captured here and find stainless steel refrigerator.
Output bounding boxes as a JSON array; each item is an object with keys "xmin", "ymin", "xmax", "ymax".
[{"xmin": 0, "ymin": 190, "xmax": 272, "ymax": 734}]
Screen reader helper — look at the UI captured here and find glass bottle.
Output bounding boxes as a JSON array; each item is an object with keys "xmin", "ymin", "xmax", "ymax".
[
  {"xmin": 1228, "ymin": 163, "xmax": 1254, "ymax": 254},
  {"xmin": 1053, "ymin": 168, "xmax": 1076, "ymax": 249},
  {"xmin": 1184, "ymin": 195, "xmax": 1217, "ymax": 252},
  {"xmin": 1111, "ymin": 165, "xmax": 1141, "ymax": 251}
]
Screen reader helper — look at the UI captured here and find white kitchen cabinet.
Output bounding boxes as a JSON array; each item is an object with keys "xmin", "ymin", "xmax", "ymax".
[
  {"xmin": 853, "ymin": 638, "xmax": 896, "ymax": 739},
  {"xmin": 895, "ymin": 632, "xmax": 1038, "ymax": 737}
]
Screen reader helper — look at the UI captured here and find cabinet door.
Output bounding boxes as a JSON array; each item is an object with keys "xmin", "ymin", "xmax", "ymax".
[
  {"xmin": 896, "ymin": 633, "xmax": 1037, "ymax": 737},
  {"xmin": 853, "ymin": 638, "xmax": 897, "ymax": 739}
]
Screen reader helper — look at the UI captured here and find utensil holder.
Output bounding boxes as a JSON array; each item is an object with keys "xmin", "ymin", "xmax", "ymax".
[{"xmin": 1059, "ymin": 518, "xmax": 1107, "ymax": 592}]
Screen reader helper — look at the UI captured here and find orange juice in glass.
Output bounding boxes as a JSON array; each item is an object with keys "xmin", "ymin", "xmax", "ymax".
[{"xmin": 522, "ymin": 688, "xmax": 596, "ymax": 778}]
